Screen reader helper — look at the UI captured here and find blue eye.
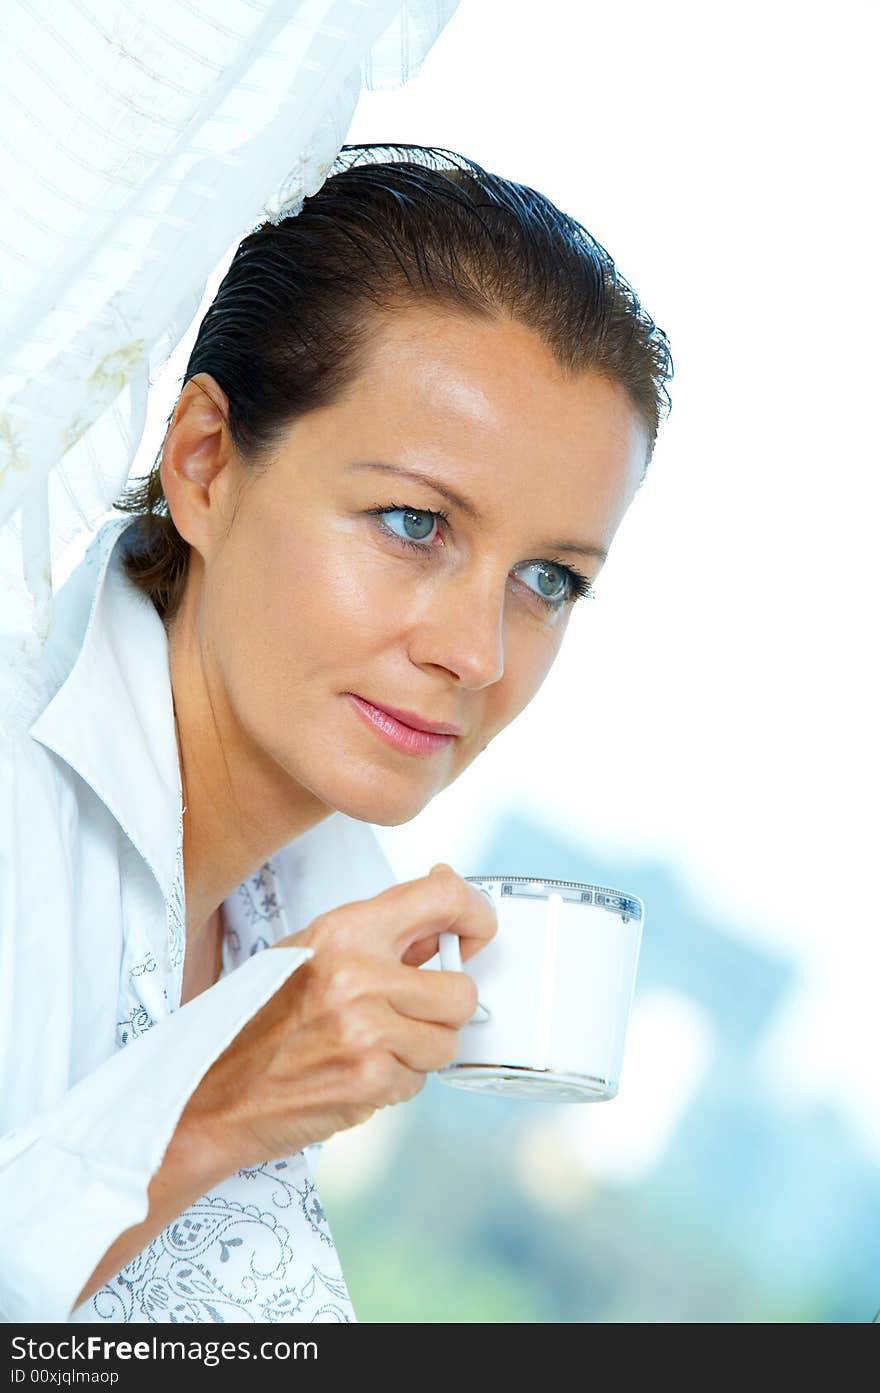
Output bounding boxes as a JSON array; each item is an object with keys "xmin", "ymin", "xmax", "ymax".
[
  {"xmin": 377, "ymin": 505, "xmax": 442, "ymax": 545},
  {"xmin": 365, "ymin": 503, "xmax": 594, "ymax": 612}
]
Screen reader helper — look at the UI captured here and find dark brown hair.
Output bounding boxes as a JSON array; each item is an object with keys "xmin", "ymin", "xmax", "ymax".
[{"xmin": 113, "ymin": 142, "xmax": 674, "ymax": 627}]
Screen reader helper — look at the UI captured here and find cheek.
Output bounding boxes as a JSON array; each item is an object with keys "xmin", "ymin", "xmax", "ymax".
[
  {"xmin": 222, "ymin": 517, "xmax": 398, "ymax": 681},
  {"xmin": 203, "ymin": 521, "xmax": 324, "ymax": 709}
]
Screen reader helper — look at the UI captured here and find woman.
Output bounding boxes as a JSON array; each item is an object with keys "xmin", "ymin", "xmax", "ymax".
[{"xmin": 0, "ymin": 144, "xmax": 672, "ymax": 1322}]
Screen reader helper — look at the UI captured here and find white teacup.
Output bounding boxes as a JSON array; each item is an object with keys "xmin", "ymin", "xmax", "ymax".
[{"xmin": 436, "ymin": 875, "xmax": 645, "ymax": 1102}]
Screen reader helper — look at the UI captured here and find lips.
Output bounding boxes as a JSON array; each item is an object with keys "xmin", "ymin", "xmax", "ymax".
[
  {"xmin": 345, "ymin": 694, "xmax": 458, "ymax": 757},
  {"xmin": 350, "ymin": 695, "xmax": 462, "ymax": 736}
]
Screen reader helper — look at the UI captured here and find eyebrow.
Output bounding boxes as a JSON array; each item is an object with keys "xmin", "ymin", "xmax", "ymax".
[{"xmin": 347, "ymin": 460, "xmax": 609, "ymax": 563}]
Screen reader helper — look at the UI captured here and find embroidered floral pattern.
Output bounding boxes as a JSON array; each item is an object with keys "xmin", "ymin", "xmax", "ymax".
[
  {"xmin": 129, "ymin": 952, "xmax": 157, "ymax": 979},
  {"xmin": 115, "ymin": 1004, "xmax": 155, "ymax": 1049},
  {"xmin": 233, "ymin": 861, "xmax": 285, "ymax": 934},
  {"xmin": 84, "ymin": 1165, "xmax": 354, "ymax": 1323}
]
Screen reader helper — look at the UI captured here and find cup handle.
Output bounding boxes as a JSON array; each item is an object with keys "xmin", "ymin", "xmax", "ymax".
[{"xmin": 439, "ymin": 931, "xmax": 491, "ymax": 1023}]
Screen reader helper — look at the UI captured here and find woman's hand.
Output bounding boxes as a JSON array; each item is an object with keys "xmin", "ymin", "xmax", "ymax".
[{"xmin": 180, "ymin": 863, "xmax": 497, "ymax": 1172}]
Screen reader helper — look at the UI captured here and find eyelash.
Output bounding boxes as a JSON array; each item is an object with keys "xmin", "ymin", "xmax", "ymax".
[{"xmin": 365, "ymin": 502, "xmax": 595, "ymax": 612}]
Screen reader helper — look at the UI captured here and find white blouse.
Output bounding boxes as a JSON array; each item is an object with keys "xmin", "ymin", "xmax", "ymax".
[{"xmin": 0, "ymin": 515, "xmax": 399, "ymax": 1323}]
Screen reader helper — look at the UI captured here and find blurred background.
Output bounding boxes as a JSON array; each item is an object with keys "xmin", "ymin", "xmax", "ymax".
[{"xmin": 59, "ymin": 0, "xmax": 879, "ymax": 1321}]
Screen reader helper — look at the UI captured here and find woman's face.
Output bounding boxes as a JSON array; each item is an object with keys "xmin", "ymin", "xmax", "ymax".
[{"xmin": 165, "ymin": 305, "xmax": 648, "ymax": 839}]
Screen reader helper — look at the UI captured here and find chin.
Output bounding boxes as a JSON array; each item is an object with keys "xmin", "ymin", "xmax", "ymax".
[{"xmin": 320, "ymin": 777, "xmax": 436, "ymax": 829}]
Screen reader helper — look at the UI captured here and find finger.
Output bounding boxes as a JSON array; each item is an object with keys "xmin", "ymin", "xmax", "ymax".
[
  {"xmin": 379, "ymin": 864, "xmax": 498, "ymax": 964},
  {"xmin": 384, "ymin": 963, "xmax": 479, "ymax": 1026},
  {"xmin": 387, "ymin": 1015, "xmax": 463, "ymax": 1074},
  {"xmin": 401, "ymin": 936, "xmax": 446, "ymax": 968},
  {"xmin": 399, "ymin": 914, "xmax": 491, "ymax": 968},
  {"xmin": 278, "ymin": 867, "xmax": 497, "ymax": 967}
]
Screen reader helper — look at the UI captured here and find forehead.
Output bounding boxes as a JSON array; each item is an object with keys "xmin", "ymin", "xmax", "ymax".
[{"xmin": 339, "ymin": 304, "xmax": 648, "ymax": 512}]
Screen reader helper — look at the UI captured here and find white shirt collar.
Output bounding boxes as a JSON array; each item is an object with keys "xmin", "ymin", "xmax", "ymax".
[{"xmin": 28, "ymin": 516, "xmax": 182, "ymax": 902}]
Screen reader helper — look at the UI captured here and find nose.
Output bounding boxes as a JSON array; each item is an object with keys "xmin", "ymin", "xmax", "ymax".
[{"xmin": 408, "ymin": 569, "xmax": 505, "ymax": 689}]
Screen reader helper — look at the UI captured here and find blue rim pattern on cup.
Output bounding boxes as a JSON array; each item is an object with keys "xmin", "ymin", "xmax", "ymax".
[{"xmin": 465, "ymin": 875, "xmax": 643, "ymax": 925}]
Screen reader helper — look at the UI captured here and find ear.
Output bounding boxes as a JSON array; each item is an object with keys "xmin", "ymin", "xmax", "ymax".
[{"xmin": 160, "ymin": 374, "xmax": 237, "ymax": 554}]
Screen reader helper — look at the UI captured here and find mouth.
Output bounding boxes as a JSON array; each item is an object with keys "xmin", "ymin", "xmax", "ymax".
[{"xmin": 345, "ymin": 693, "xmax": 459, "ymax": 758}]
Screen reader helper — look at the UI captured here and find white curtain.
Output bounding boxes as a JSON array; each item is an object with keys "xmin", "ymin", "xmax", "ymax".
[{"xmin": 0, "ymin": 0, "xmax": 460, "ymax": 671}]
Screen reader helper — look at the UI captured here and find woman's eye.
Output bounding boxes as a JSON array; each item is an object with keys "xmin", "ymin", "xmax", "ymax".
[
  {"xmin": 366, "ymin": 504, "xmax": 592, "ymax": 612},
  {"xmin": 517, "ymin": 560, "xmax": 571, "ymax": 607},
  {"xmin": 376, "ymin": 506, "xmax": 441, "ymax": 546}
]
